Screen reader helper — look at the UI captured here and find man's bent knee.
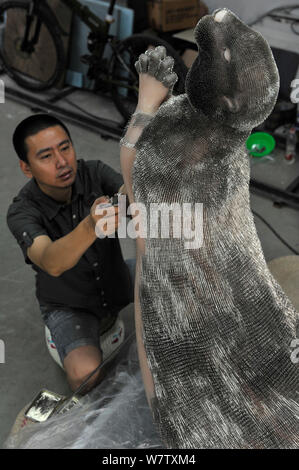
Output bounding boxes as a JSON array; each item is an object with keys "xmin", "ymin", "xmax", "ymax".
[
  {"xmin": 63, "ymin": 345, "xmax": 104, "ymax": 393},
  {"xmin": 69, "ymin": 368, "xmax": 103, "ymax": 393}
]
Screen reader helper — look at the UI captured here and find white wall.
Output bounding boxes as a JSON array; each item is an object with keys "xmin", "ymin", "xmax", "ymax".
[{"xmin": 204, "ymin": 0, "xmax": 298, "ymax": 25}]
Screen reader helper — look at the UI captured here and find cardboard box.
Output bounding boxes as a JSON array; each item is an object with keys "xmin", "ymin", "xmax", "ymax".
[{"xmin": 147, "ymin": 0, "xmax": 201, "ymax": 32}]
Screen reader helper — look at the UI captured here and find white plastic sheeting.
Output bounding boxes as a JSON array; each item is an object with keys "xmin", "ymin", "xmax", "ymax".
[{"xmin": 4, "ymin": 341, "xmax": 162, "ymax": 449}]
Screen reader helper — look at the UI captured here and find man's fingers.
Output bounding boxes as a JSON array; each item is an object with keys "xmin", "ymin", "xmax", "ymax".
[
  {"xmin": 90, "ymin": 196, "xmax": 121, "ymax": 236},
  {"xmin": 94, "ymin": 196, "xmax": 109, "ymax": 204},
  {"xmin": 95, "ymin": 203, "xmax": 119, "ymax": 218},
  {"xmin": 99, "ymin": 214, "xmax": 119, "ymax": 229},
  {"xmin": 95, "ymin": 214, "xmax": 119, "ymax": 238},
  {"xmin": 91, "ymin": 196, "xmax": 109, "ymax": 211}
]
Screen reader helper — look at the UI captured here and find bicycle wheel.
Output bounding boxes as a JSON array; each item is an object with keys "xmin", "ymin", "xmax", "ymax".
[
  {"xmin": 110, "ymin": 34, "xmax": 188, "ymax": 122},
  {"xmin": 0, "ymin": 1, "xmax": 65, "ymax": 91}
]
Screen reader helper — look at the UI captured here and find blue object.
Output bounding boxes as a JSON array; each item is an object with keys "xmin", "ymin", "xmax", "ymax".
[{"xmin": 66, "ymin": 1, "xmax": 134, "ymax": 89}]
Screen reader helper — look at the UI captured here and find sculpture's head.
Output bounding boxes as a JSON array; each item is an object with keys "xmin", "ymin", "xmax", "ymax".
[{"xmin": 185, "ymin": 8, "xmax": 280, "ymax": 130}]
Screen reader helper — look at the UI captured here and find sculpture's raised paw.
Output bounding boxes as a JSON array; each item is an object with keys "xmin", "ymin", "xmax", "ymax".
[{"xmin": 135, "ymin": 46, "xmax": 178, "ymax": 91}]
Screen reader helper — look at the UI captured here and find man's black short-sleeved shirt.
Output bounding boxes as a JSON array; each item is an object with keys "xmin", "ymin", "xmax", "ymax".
[{"xmin": 6, "ymin": 158, "xmax": 132, "ymax": 317}]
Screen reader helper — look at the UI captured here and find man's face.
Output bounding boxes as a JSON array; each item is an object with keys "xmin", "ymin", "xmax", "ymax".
[{"xmin": 23, "ymin": 125, "xmax": 77, "ymax": 188}]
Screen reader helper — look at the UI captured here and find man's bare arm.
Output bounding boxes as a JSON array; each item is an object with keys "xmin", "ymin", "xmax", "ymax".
[
  {"xmin": 27, "ymin": 197, "xmax": 119, "ymax": 276},
  {"xmin": 27, "ymin": 216, "xmax": 96, "ymax": 276}
]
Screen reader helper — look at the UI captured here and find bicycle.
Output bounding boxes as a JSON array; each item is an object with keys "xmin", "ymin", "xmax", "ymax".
[{"xmin": 0, "ymin": 0, "xmax": 188, "ymax": 120}]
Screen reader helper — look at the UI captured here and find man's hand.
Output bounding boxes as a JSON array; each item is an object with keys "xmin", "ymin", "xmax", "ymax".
[
  {"xmin": 135, "ymin": 46, "xmax": 178, "ymax": 114},
  {"xmin": 89, "ymin": 196, "xmax": 120, "ymax": 238}
]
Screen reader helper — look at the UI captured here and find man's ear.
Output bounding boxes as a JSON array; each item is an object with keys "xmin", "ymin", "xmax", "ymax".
[{"xmin": 19, "ymin": 159, "xmax": 33, "ymax": 179}]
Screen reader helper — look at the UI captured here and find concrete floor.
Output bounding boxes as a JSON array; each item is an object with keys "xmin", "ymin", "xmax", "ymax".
[{"xmin": 1, "ymin": 81, "xmax": 299, "ymax": 447}]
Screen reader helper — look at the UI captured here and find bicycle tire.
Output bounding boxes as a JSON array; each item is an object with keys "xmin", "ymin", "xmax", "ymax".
[
  {"xmin": 0, "ymin": 0, "xmax": 65, "ymax": 91},
  {"xmin": 110, "ymin": 34, "xmax": 188, "ymax": 122}
]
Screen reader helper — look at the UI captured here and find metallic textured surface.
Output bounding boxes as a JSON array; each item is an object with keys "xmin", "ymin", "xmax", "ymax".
[
  {"xmin": 120, "ymin": 112, "xmax": 155, "ymax": 148},
  {"xmin": 132, "ymin": 8, "xmax": 299, "ymax": 448},
  {"xmin": 135, "ymin": 46, "xmax": 178, "ymax": 94}
]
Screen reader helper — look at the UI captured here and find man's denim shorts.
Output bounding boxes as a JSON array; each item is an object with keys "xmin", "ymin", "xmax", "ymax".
[{"xmin": 39, "ymin": 258, "xmax": 136, "ymax": 364}]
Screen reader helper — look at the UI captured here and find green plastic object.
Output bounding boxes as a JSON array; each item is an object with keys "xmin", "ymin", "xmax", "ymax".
[{"xmin": 246, "ymin": 132, "xmax": 276, "ymax": 157}]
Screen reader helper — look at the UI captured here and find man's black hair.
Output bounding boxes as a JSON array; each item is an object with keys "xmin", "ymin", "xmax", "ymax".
[{"xmin": 13, "ymin": 114, "xmax": 72, "ymax": 164}]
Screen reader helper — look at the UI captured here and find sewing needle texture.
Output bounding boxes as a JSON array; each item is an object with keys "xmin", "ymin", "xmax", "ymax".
[{"xmin": 132, "ymin": 8, "xmax": 299, "ymax": 449}]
